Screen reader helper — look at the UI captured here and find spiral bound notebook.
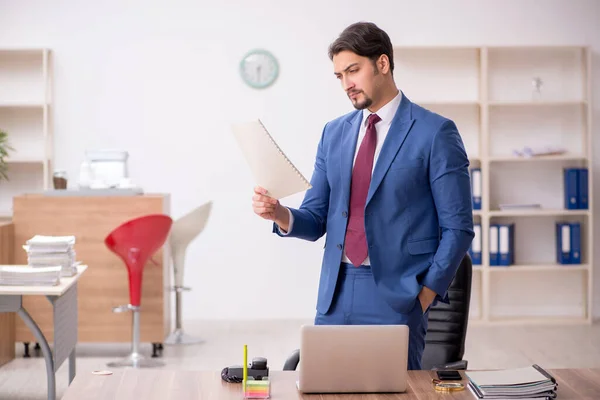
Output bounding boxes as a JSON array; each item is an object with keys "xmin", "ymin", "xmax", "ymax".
[{"xmin": 231, "ymin": 119, "xmax": 312, "ymax": 199}]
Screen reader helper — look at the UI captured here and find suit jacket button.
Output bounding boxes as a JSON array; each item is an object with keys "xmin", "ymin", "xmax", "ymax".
[
  {"xmin": 342, "ymin": 211, "xmax": 348, "ymax": 218},
  {"xmin": 337, "ymin": 244, "xmax": 343, "ymax": 250}
]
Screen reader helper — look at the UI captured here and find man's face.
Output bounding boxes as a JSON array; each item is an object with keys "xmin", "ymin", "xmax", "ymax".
[{"xmin": 333, "ymin": 50, "xmax": 382, "ymax": 110}]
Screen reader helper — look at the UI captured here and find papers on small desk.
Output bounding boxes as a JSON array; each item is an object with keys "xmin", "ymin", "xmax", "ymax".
[
  {"xmin": 466, "ymin": 365, "xmax": 557, "ymax": 399},
  {"xmin": 0, "ymin": 266, "xmax": 62, "ymax": 286},
  {"xmin": 23, "ymin": 235, "xmax": 79, "ymax": 277}
]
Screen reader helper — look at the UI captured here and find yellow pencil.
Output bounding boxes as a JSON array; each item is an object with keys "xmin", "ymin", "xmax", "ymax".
[{"xmin": 243, "ymin": 344, "xmax": 248, "ymax": 393}]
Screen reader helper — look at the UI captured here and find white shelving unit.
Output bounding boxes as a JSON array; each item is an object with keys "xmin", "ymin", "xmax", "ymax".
[
  {"xmin": 394, "ymin": 45, "xmax": 593, "ymax": 324},
  {"xmin": 0, "ymin": 49, "xmax": 52, "ymax": 218}
]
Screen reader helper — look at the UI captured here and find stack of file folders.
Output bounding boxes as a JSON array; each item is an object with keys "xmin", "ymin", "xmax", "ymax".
[
  {"xmin": 0, "ymin": 266, "xmax": 62, "ymax": 286},
  {"xmin": 23, "ymin": 235, "xmax": 78, "ymax": 277},
  {"xmin": 466, "ymin": 364, "xmax": 557, "ymax": 399}
]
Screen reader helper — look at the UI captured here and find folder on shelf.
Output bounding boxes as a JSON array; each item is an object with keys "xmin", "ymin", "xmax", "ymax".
[
  {"xmin": 569, "ymin": 222, "xmax": 581, "ymax": 264},
  {"xmin": 578, "ymin": 168, "xmax": 588, "ymax": 210},
  {"xmin": 231, "ymin": 119, "xmax": 312, "ymax": 200},
  {"xmin": 489, "ymin": 225, "xmax": 499, "ymax": 266},
  {"xmin": 556, "ymin": 221, "xmax": 582, "ymax": 265},
  {"xmin": 556, "ymin": 223, "xmax": 571, "ymax": 264},
  {"xmin": 469, "ymin": 224, "xmax": 482, "ymax": 265},
  {"xmin": 563, "ymin": 168, "xmax": 579, "ymax": 210},
  {"xmin": 470, "ymin": 168, "xmax": 482, "ymax": 210},
  {"xmin": 498, "ymin": 224, "xmax": 515, "ymax": 266}
]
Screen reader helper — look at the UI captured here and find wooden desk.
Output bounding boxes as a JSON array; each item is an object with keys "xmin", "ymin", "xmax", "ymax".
[
  {"xmin": 12, "ymin": 194, "xmax": 171, "ymax": 344},
  {"xmin": 0, "ymin": 221, "xmax": 15, "ymax": 367},
  {"xmin": 1, "ymin": 265, "xmax": 88, "ymax": 400},
  {"xmin": 61, "ymin": 369, "xmax": 600, "ymax": 399}
]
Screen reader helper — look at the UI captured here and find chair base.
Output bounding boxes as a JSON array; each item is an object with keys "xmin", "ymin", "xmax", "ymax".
[
  {"xmin": 164, "ymin": 329, "xmax": 204, "ymax": 345},
  {"xmin": 107, "ymin": 352, "xmax": 165, "ymax": 368}
]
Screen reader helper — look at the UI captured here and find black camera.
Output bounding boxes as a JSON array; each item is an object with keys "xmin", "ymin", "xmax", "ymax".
[{"xmin": 221, "ymin": 357, "xmax": 269, "ymax": 383}]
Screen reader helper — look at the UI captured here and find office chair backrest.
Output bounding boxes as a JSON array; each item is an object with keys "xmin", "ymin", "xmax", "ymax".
[{"xmin": 420, "ymin": 253, "xmax": 472, "ymax": 370}]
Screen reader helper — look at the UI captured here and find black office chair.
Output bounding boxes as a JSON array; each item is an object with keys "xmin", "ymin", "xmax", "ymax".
[
  {"xmin": 421, "ymin": 252, "xmax": 472, "ymax": 370},
  {"xmin": 282, "ymin": 253, "xmax": 473, "ymax": 371}
]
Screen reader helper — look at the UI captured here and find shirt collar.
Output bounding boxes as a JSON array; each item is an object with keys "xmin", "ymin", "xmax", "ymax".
[{"xmin": 362, "ymin": 90, "xmax": 402, "ymax": 126}]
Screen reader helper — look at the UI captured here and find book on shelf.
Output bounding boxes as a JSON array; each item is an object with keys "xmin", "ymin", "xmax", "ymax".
[
  {"xmin": 470, "ymin": 168, "xmax": 481, "ymax": 210},
  {"xmin": 489, "ymin": 224, "xmax": 514, "ymax": 267},
  {"xmin": 466, "ymin": 364, "xmax": 557, "ymax": 399},
  {"xmin": 512, "ymin": 145, "xmax": 567, "ymax": 158},
  {"xmin": 564, "ymin": 168, "xmax": 588, "ymax": 210},
  {"xmin": 556, "ymin": 222, "xmax": 581, "ymax": 265}
]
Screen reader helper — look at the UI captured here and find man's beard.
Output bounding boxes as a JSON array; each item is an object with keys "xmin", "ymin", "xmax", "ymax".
[{"xmin": 349, "ymin": 91, "xmax": 373, "ymax": 110}]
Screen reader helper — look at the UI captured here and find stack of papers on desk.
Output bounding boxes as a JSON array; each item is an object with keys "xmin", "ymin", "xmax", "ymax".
[
  {"xmin": 23, "ymin": 235, "xmax": 79, "ymax": 277},
  {"xmin": 0, "ymin": 266, "xmax": 62, "ymax": 286},
  {"xmin": 466, "ymin": 365, "xmax": 557, "ymax": 399}
]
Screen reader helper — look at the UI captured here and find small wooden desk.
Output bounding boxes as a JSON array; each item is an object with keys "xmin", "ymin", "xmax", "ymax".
[
  {"xmin": 12, "ymin": 194, "xmax": 171, "ymax": 345},
  {"xmin": 0, "ymin": 265, "xmax": 88, "ymax": 400},
  {"xmin": 61, "ymin": 368, "xmax": 600, "ymax": 399}
]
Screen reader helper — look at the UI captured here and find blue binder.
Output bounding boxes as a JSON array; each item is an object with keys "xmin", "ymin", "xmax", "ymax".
[
  {"xmin": 563, "ymin": 168, "xmax": 578, "ymax": 210},
  {"xmin": 569, "ymin": 222, "xmax": 581, "ymax": 264},
  {"xmin": 556, "ymin": 222, "xmax": 571, "ymax": 264},
  {"xmin": 498, "ymin": 224, "xmax": 515, "ymax": 266},
  {"xmin": 489, "ymin": 224, "xmax": 499, "ymax": 266},
  {"xmin": 578, "ymin": 168, "xmax": 588, "ymax": 210},
  {"xmin": 470, "ymin": 168, "xmax": 481, "ymax": 210},
  {"xmin": 469, "ymin": 224, "xmax": 482, "ymax": 265}
]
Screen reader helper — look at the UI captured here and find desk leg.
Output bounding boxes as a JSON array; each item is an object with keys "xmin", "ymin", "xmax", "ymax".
[
  {"xmin": 69, "ymin": 348, "xmax": 76, "ymax": 384},
  {"xmin": 17, "ymin": 307, "xmax": 56, "ymax": 400}
]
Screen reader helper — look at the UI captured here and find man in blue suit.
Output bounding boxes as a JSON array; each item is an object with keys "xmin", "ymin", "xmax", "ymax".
[{"xmin": 252, "ymin": 22, "xmax": 474, "ymax": 370}]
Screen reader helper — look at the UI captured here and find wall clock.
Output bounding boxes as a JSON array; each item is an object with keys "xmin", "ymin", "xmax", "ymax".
[{"xmin": 239, "ymin": 49, "xmax": 279, "ymax": 89}]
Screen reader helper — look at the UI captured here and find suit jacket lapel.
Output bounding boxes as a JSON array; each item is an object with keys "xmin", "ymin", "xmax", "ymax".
[
  {"xmin": 366, "ymin": 94, "xmax": 415, "ymax": 206},
  {"xmin": 340, "ymin": 111, "xmax": 362, "ymax": 209}
]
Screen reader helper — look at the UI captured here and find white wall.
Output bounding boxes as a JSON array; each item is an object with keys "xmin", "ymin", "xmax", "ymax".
[{"xmin": 0, "ymin": 0, "xmax": 598, "ymax": 320}]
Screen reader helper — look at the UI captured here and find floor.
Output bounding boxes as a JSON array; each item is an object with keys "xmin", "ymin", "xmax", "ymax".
[{"xmin": 1, "ymin": 319, "xmax": 600, "ymax": 399}]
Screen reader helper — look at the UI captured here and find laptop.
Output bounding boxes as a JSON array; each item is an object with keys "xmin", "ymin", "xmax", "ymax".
[{"xmin": 297, "ymin": 324, "xmax": 409, "ymax": 394}]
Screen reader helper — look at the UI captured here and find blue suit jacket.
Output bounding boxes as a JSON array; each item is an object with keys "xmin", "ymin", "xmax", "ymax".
[{"xmin": 274, "ymin": 93, "xmax": 474, "ymax": 315}]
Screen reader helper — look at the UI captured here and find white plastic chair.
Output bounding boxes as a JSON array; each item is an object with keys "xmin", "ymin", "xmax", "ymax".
[{"xmin": 164, "ymin": 201, "xmax": 212, "ymax": 345}]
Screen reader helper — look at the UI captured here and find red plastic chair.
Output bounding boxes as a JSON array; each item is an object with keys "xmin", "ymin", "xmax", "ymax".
[{"xmin": 105, "ymin": 214, "xmax": 172, "ymax": 368}]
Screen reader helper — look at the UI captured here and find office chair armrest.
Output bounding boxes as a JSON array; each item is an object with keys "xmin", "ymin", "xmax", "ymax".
[
  {"xmin": 431, "ymin": 360, "xmax": 468, "ymax": 371},
  {"xmin": 283, "ymin": 349, "xmax": 300, "ymax": 371}
]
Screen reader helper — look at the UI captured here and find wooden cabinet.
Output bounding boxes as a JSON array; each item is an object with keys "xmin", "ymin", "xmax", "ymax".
[
  {"xmin": 0, "ymin": 221, "xmax": 15, "ymax": 366},
  {"xmin": 12, "ymin": 194, "xmax": 171, "ymax": 343}
]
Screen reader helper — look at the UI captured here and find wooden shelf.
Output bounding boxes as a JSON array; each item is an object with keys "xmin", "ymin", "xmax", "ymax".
[
  {"xmin": 486, "ymin": 316, "xmax": 589, "ymax": 325},
  {"xmin": 417, "ymin": 101, "xmax": 480, "ymax": 106},
  {"xmin": 0, "ymin": 103, "xmax": 46, "ymax": 108},
  {"xmin": 4, "ymin": 158, "xmax": 45, "ymax": 164},
  {"xmin": 489, "ymin": 154, "xmax": 587, "ymax": 162},
  {"xmin": 488, "ymin": 100, "xmax": 587, "ymax": 106},
  {"xmin": 488, "ymin": 264, "xmax": 589, "ymax": 272},
  {"xmin": 0, "ymin": 49, "xmax": 52, "ymax": 218},
  {"xmin": 402, "ymin": 45, "xmax": 593, "ymax": 325},
  {"xmin": 489, "ymin": 209, "xmax": 590, "ymax": 217}
]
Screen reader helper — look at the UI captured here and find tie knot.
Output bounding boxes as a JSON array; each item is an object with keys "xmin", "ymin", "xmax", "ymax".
[{"xmin": 367, "ymin": 113, "xmax": 381, "ymax": 126}]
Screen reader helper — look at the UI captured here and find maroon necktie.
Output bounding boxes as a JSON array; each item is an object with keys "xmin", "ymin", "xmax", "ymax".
[{"xmin": 344, "ymin": 113, "xmax": 381, "ymax": 266}]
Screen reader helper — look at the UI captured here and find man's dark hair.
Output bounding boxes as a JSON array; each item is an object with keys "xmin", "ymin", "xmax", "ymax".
[{"xmin": 328, "ymin": 22, "xmax": 394, "ymax": 73}]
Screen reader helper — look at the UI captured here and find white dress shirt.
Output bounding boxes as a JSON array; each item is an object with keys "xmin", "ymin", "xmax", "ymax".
[{"xmin": 279, "ymin": 91, "xmax": 403, "ymax": 266}]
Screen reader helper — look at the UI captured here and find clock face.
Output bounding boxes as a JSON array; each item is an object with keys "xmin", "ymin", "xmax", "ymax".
[{"xmin": 239, "ymin": 49, "xmax": 279, "ymax": 89}]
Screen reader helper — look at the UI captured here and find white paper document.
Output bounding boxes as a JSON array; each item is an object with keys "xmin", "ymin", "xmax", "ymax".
[
  {"xmin": 231, "ymin": 119, "xmax": 312, "ymax": 199},
  {"xmin": 466, "ymin": 366, "xmax": 549, "ymax": 386}
]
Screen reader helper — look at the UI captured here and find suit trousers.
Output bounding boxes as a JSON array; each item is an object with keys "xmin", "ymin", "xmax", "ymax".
[{"xmin": 314, "ymin": 263, "xmax": 429, "ymax": 370}]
